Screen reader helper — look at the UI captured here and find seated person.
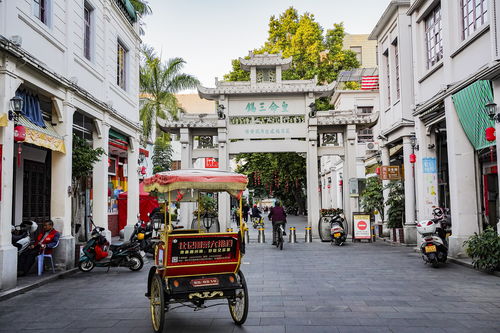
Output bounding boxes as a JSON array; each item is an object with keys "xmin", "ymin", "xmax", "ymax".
[
  {"xmin": 251, "ymin": 205, "xmax": 262, "ymax": 219},
  {"xmin": 18, "ymin": 220, "xmax": 60, "ymax": 276}
]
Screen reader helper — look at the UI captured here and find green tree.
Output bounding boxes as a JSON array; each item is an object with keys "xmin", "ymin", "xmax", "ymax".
[
  {"xmin": 152, "ymin": 133, "xmax": 173, "ymax": 173},
  {"xmin": 139, "ymin": 46, "xmax": 199, "ymax": 145},
  {"xmin": 385, "ymin": 181, "xmax": 405, "ymax": 228},
  {"xmin": 71, "ymin": 134, "xmax": 105, "ymax": 238},
  {"xmin": 235, "ymin": 152, "xmax": 306, "ymax": 213},
  {"xmin": 360, "ymin": 176, "xmax": 384, "ymax": 221},
  {"xmin": 130, "ymin": 0, "xmax": 152, "ymax": 16}
]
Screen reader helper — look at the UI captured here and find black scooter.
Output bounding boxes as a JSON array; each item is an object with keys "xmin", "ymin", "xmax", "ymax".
[{"xmin": 79, "ymin": 227, "xmax": 144, "ymax": 272}]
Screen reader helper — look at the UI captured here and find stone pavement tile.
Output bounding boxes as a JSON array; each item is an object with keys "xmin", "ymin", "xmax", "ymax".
[
  {"xmin": 211, "ymin": 318, "xmax": 260, "ymax": 327},
  {"xmin": 458, "ymin": 319, "xmax": 500, "ymax": 329},
  {"xmin": 285, "ymin": 325, "xmax": 339, "ymax": 333},
  {"xmin": 393, "ymin": 306, "xmax": 441, "ymax": 313},
  {"xmin": 19, "ymin": 329, "xmax": 83, "ymax": 333},
  {"xmin": 405, "ymin": 318, "xmax": 467, "ymax": 328},
  {"xmin": 391, "ymin": 328, "xmax": 446, "ymax": 333},
  {"xmin": 443, "ymin": 328, "xmax": 500, "ymax": 333},
  {"xmin": 81, "ymin": 328, "xmax": 132, "ymax": 333},
  {"xmin": 247, "ymin": 311, "xmax": 284, "ymax": 318},
  {"xmin": 336, "ymin": 326, "xmax": 391, "ymax": 333},
  {"xmin": 348, "ymin": 305, "xmax": 397, "ymax": 312},
  {"xmin": 18, "ymin": 320, "xmax": 73, "ymax": 330},
  {"xmin": 260, "ymin": 317, "xmax": 286, "ymax": 325},
  {"xmin": 112, "ymin": 319, "xmax": 152, "ymax": 328},
  {"xmin": 65, "ymin": 319, "xmax": 120, "ymax": 329},
  {"xmin": 377, "ymin": 312, "xmax": 423, "ymax": 319},
  {"xmin": 364, "ymin": 300, "xmax": 410, "ymax": 306},
  {"xmin": 423, "ymin": 313, "xmax": 475, "ymax": 320},
  {"xmin": 357, "ymin": 318, "xmax": 409, "ymax": 327},
  {"xmin": 233, "ymin": 325, "xmax": 285, "ymax": 333}
]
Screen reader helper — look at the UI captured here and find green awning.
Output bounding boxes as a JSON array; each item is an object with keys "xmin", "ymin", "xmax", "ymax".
[
  {"xmin": 109, "ymin": 129, "xmax": 129, "ymax": 143},
  {"xmin": 451, "ymin": 80, "xmax": 494, "ymax": 150}
]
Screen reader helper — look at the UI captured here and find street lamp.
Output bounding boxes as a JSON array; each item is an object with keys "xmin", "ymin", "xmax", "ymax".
[
  {"xmin": 217, "ymin": 104, "xmax": 226, "ymax": 120},
  {"xmin": 308, "ymin": 102, "xmax": 317, "ymax": 118},
  {"xmin": 8, "ymin": 96, "xmax": 23, "ymax": 122},
  {"xmin": 485, "ymin": 102, "xmax": 500, "ymax": 122}
]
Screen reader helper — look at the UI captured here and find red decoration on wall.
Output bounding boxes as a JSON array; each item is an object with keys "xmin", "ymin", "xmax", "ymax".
[
  {"xmin": 141, "ymin": 166, "xmax": 147, "ymax": 175},
  {"xmin": 485, "ymin": 127, "xmax": 496, "ymax": 142},
  {"xmin": 409, "ymin": 153, "xmax": 416, "ymax": 164},
  {"xmin": 339, "ymin": 180, "xmax": 343, "ymax": 186},
  {"xmin": 14, "ymin": 125, "xmax": 26, "ymax": 142},
  {"xmin": 375, "ymin": 167, "xmax": 381, "ymax": 175}
]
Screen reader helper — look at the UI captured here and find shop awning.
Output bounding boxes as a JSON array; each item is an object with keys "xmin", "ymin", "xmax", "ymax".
[
  {"xmin": 17, "ymin": 115, "xmax": 66, "ymax": 154},
  {"xmin": 0, "ymin": 113, "xmax": 7, "ymax": 127},
  {"xmin": 452, "ymin": 80, "xmax": 494, "ymax": 150}
]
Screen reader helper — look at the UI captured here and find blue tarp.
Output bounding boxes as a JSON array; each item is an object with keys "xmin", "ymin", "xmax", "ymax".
[{"xmin": 15, "ymin": 90, "xmax": 46, "ymax": 128}]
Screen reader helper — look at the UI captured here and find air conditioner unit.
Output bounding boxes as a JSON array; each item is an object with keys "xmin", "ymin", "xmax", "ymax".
[{"xmin": 365, "ymin": 141, "xmax": 379, "ymax": 152}]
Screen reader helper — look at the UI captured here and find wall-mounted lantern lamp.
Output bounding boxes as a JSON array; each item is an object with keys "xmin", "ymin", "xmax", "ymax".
[
  {"xmin": 217, "ymin": 104, "xmax": 226, "ymax": 119},
  {"xmin": 485, "ymin": 102, "xmax": 500, "ymax": 122},
  {"xmin": 308, "ymin": 102, "xmax": 317, "ymax": 118},
  {"xmin": 8, "ymin": 96, "xmax": 23, "ymax": 122}
]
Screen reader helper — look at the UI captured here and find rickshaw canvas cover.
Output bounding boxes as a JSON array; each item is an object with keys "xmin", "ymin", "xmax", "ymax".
[{"xmin": 167, "ymin": 234, "xmax": 240, "ymax": 266}]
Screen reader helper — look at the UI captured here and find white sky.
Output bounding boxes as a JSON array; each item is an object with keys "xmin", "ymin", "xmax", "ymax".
[{"xmin": 142, "ymin": 0, "xmax": 389, "ymax": 92}]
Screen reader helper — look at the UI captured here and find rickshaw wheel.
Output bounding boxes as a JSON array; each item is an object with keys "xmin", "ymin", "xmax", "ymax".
[
  {"xmin": 150, "ymin": 274, "xmax": 165, "ymax": 333},
  {"xmin": 228, "ymin": 270, "xmax": 248, "ymax": 325}
]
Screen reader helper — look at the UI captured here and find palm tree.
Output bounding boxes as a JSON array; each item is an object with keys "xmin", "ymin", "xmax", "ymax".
[
  {"xmin": 130, "ymin": 0, "xmax": 152, "ymax": 16},
  {"xmin": 139, "ymin": 46, "xmax": 199, "ymax": 144}
]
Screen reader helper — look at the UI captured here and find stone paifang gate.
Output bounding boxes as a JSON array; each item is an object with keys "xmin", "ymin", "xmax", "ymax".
[{"xmin": 158, "ymin": 53, "xmax": 378, "ymax": 236}]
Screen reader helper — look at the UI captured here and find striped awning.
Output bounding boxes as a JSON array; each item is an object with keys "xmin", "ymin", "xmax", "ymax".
[{"xmin": 17, "ymin": 115, "xmax": 66, "ymax": 154}]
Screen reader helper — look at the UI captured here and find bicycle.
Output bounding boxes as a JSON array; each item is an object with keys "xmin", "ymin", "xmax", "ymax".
[{"xmin": 275, "ymin": 223, "xmax": 285, "ymax": 250}]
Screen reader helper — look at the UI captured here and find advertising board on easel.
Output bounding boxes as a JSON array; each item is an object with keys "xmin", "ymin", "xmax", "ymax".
[{"xmin": 352, "ymin": 212, "xmax": 372, "ymax": 242}]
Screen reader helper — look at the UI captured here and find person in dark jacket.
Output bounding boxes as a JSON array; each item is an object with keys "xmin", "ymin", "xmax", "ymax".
[
  {"xmin": 18, "ymin": 220, "xmax": 60, "ymax": 276},
  {"xmin": 268, "ymin": 201, "xmax": 286, "ymax": 245},
  {"xmin": 242, "ymin": 204, "xmax": 250, "ymax": 223},
  {"xmin": 251, "ymin": 205, "xmax": 261, "ymax": 218}
]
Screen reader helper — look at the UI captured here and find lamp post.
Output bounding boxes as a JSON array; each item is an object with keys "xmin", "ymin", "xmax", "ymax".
[{"xmin": 8, "ymin": 96, "xmax": 23, "ymax": 122}]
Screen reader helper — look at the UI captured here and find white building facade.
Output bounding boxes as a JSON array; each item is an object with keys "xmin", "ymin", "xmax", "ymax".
[{"xmin": 0, "ymin": 0, "xmax": 141, "ymax": 290}]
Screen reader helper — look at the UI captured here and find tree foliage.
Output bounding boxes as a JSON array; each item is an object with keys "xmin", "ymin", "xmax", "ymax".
[
  {"xmin": 464, "ymin": 227, "xmax": 500, "ymax": 273},
  {"xmin": 72, "ymin": 134, "xmax": 105, "ymax": 182},
  {"xmin": 224, "ymin": 7, "xmax": 359, "ymax": 110},
  {"xmin": 152, "ymin": 133, "xmax": 173, "ymax": 174},
  {"xmin": 139, "ymin": 46, "xmax": 199, "ymax": 145},
  {"xmin": 360, "ymin": 176, "xmax": 384, "ymax": 221},
  {"xmin": 385, "ymin": 181, "xmax": 405, "ymax": 228},
  {"xmin": 235, "ymin": 153, "xmax": 306, "ymax": 213}
]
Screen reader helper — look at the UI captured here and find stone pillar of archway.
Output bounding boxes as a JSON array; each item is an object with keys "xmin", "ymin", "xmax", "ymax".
[
  {"xmin": 179, "ymin": 128, "xmax": 193, "ymax": 228},
  {"xmin": 343, "ymin": 125, "xmax": 357, "ymax": 234},
  {"xmin": 307, "ymin": 119, "xmax": 320, "ymax": 236},
  {"xmin": 217, "ymin": 125, "xmax": 230, "ymax": 231}
]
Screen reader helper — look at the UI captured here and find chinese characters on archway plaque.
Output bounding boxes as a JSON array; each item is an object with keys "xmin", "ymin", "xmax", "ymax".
[
  {"xmin": 380, "ymin": 166, "xmax": 401, "ymax": 180},
  {"xmin": 245, "ymin": 101, "xmax": 289, "ymax": 113}
]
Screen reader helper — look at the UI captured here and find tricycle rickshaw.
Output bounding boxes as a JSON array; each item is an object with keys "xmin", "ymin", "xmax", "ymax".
[{"xmin": 143, "ymin": 169, "xmax": 249, "ymax": 332}]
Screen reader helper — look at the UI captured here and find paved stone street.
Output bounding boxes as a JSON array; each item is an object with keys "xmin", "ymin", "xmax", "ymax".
[{"xmin": 1, "ymin": 216, "xmax": 500, "ymax": 333}]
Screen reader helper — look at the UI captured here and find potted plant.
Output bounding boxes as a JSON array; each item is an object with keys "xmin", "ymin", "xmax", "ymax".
[
  {"xmin": 464, "ymin": 227, "xmax": 500, "ymax": 273},
  {"xmin": 384, "ymin": 181, "xmax": 405, "ymax": 242}
]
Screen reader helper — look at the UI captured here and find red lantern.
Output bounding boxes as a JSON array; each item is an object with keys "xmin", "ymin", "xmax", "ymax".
[
  {"xmin": 141, "ymin": 166, "xmax": 147, "ymax": 175},
  {"xmin": 375, "ymin": 167, "xmax": 381, "ymax": 175},
  {"xmin": 14, "ymin": 125, "xmax": 26, "ymax": 142},
  {"xmin": 339, "ymin": 180, "xmax": 343, "ymax": 186},
  {"xmin": 486, "ymin": 127, "xmax": 496, "ymax": 142},
  {"xmin": 409, "ymin": 153, "xmax": 416, "ymax": 164}
]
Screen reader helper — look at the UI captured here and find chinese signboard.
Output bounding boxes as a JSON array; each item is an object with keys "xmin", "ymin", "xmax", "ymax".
[
  {"xmin": 204, "ymin": 157, "xmax": 219, "ymax": 168},
  {"xmin": 422, "ymin": 157, "xmax": 438, "ymax": 217},
  {"xmin": 353, "ymin": 213, "xmax": 372, "ymax": 240},
  {"xmin": 423, "ymin": 157, "xmax": 437, "ymax": 173},
  {"xmin": 169, "ymin": 236, "xmax": 237, "ymax": 264},
  {"xmin": 380, "ymin": 166, "xmax": 401, "ymax": 180}
]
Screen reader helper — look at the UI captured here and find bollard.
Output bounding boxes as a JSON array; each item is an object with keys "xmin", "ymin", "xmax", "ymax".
[
  {"xmin": 305, "ymin": 226, "xmax": 312, "ymax": 243},
  {"xmin": 258, "ymin": 227, "xmax": 266, "ymax": 243},
  {"xmin": 226, "ymin": 228, "xmax": 233, "ymax": 232},
  {"xmin": 244, "ymin": 229, "xmax": 250, "ymax": 244},
  {"xmin": 289, "ymin": 226, "xmax": 297, "ymax": 243}
]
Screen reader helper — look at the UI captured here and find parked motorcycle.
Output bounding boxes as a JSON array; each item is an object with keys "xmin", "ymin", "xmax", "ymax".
[
  {"xmin": 330, "ymin": 214, "xmax": 347, "ymax": 246},
  {"xmin": 79, "ymin": 227, "xmax": 144, "ymax": 272},
  {"xmin": 11, "ymin": 221, "xmax": 38, "ymax": 255},
  {"xmin": 416, "ymin": 207, "xmax": 450, "ymax": 268},
  {"xmin": 130, "ymin": 218, "xmax": 156, "ymax": 255}
]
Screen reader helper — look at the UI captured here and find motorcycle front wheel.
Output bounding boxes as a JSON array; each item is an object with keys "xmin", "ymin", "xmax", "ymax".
[
  {"xmin": 79, "ymin": 260, "xmax": 95, "ymax": 272},
  {"xmin": 128, "ymin": 254, "xmax": 144, "ymax": 271}
]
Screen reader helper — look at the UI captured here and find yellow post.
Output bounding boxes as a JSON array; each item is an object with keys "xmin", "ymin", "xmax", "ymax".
[
  {"xmin": 239, "ymin": 197, "xmax": 243, "ymax": 231},
  {"xmin": 168, "ymin": 191, "xmax": 171, "ymax": 227}
]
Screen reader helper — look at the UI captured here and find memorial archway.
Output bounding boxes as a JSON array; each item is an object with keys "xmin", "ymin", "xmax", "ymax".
[{"xmin": 158, "ymin": 53, "xmax": 378, "ymax": 236}]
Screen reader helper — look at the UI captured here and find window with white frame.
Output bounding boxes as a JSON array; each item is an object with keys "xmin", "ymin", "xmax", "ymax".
[
  {"xmin": 393, "ymin": 39, "xmax": 400, "ymax": 100},
  {"xmin": 461, "ymin": 0, "xmax": 488, "ymax": 39},
  {"xmin": 358, "ymin": 128, "xmax": 374, "ymax": 143},
  {"xmin": 357, "ymin": 106, "xmax": 374, "ymax": 114},
  {"xmin": 84, "ymin": 2, "xmax": 93, "ymax": 61},
  {"xmin": 33, "ymin": 0, "xmax": 48, "ymax": 25},
  {"xmin": 425, "ymin": 5, "xmax": 443, "ymax": 69},
  {"xmin": 117, "ymin": 41, "xmax": 127, "ymax": 90},
  {"xmin": 383, "ymin": 49, "xmax": 390, "ymax": 107}
]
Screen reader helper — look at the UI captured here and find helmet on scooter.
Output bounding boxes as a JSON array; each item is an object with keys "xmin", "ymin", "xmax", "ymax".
[
  {"xmin": 433, "ymin": 207, "xmax": 444, "ymax": 218},
  {"xmin": 137, "ymin": 232, "xmax": 145, "ymax": 240}
]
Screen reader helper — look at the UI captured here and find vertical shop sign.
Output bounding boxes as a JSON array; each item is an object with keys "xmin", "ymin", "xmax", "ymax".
[{"xmin": 422, "ymin": 157, "xmax": 438, "ymax": 217}]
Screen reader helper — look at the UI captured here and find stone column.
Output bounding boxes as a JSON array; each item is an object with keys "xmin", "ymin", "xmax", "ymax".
[
  {"xmin": 92, "ymin": 120, "xmax": 111, "ymax": 242},
  {"xmin": 402, "ymin": 136, "xmax": 417, "ymax": 245},
  {"xmin": 0, "ymin": 57, "xmax": 21, "ymax": 290},
  {"xmin": 492, "ymin": 81, "xmax": 500, "ymax": 234},
  {"xmin": 179, "ymin": 128, "xmax": 192, "ymax": 228},
  {"xmin": 124, "ymin": 136, "xmax": 139, "ymax": 241},
  {"xmin": 381, "ymin": 145, "xmax": 390, "ymax": 236},
  {"xmin": 343, "ymin": 125, "xmax": 357, "ymax": 235},
  {"xmin": 306, "ymin": 118, "xmax": 320, "ymax": 237},
  {"xmin": 217, "ymin": 125, "xmax": 230, "ymax": 231},
  {"xmin": 50, "ymin": 96, "xmax": 75, "ymax": 270},
  {"xmin": 445, "ymin": 96, "xmax": 479, "ymax": 258}
]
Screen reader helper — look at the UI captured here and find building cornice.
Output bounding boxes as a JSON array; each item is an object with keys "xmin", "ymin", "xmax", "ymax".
[
  {"xmin": 407, "ymin": 0, "xmax": 425, "ymax": 15},
  {"xmin": 239, "ymin": 52, "xmax": 292, "ymax": 71},
  {"xmin": 369, "ymin": 0, "xmax": 411, "ymax": 40},
  {"xmin": 316, "ymin": 110, "xmax": 379, "ymax": 126}
]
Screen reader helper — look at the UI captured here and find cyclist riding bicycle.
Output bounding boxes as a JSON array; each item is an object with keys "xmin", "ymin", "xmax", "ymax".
[
  {"xmin": 268, "ymin": 201, "xmax": 286, "ymax": 246},
  {"xmin": 251, "ymin": 204, "xmax": 261, "ymax": 219}
]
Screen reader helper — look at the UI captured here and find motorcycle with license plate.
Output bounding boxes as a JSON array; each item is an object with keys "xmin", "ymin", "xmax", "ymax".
[
  {"xmin": 11, "ymin": 221, "xmax": 38, "ymax": 255},
  {"xmin": 79, "ymin": 226, "xmax": 145, "ymax": 272},
  {"xmin": 130, "ymin": 215, "xmax": 156, "ymax": 256},
  {"xmin": 330, "ymin": 213, "xmax": 347, "ymax": 246},
  {"xmin": 416, "ymin": 207, "xmax": 451, "ymax": 268}
]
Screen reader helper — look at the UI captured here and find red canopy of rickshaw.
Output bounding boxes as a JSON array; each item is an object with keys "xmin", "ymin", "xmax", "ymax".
[{"xmin": 143, "ymin": 169, "xmax": 248, "ymax": 198}]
